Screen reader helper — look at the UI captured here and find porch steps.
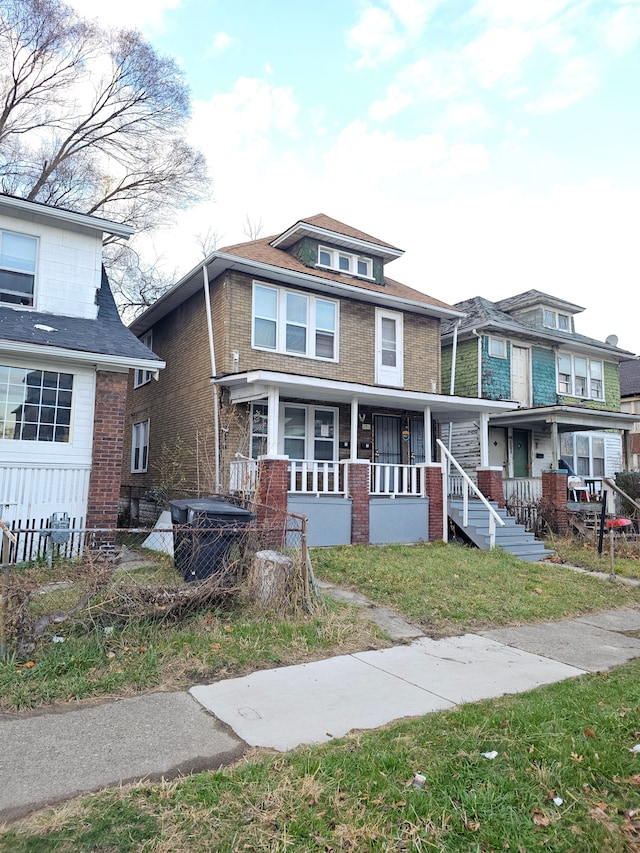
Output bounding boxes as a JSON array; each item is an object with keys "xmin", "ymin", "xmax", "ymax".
[{"xmin": 448, "ymin": 499, "xmax": 554, "ymax": 563}]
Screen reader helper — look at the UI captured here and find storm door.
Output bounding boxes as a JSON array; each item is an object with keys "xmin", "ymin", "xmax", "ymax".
[
  {"xmin": 373, "ymin": 415, "xmax": 402, "ymax": 464},
  {"xmin": 409, "ymin": 417, "xmax": 425, "ymax": 464}
]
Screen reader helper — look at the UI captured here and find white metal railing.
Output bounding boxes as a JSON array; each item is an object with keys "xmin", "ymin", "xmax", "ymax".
[
  {"xmin": 289, "ymin": 460, "xmax": 344, "ymax": 495},
  {"xmin": 437, "ymin": 439, "xmax": 504, "ymax": 548},
  {"xmin": 370, "ymin": 463, "xmax": 425, "ymax": 496},
  {"xmin": 503, "ymin": 477, "xmax": 542, "ymax": 505}
]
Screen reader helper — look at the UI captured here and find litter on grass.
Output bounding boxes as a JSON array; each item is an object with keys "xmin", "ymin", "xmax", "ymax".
[
  {"xmin": 482, "ymin": 751, "xmax": 498, "ymax": 760},
  {"xmin": 52, "ymin": 636, "xmax": 65, "ymax": 643},
  {"xmin": 629, "ymin": 744, "xmax": 640, "ymax": 753},
  {"xmin": 410, "ymin": 773, "xmax": 426, "ymax": 788},
  {"xmin": 553, "ymin": 797, "xmax": 564, "ymax": 806}
]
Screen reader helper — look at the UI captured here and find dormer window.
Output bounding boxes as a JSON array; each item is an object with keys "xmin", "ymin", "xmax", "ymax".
[
  {"xmin": 543, "ymin": 309, "xmax": 570, "ymax": 331},
  {"xmin": 317, "ymin": 246, "xmax": 373, "ymax": 279},
  {"xmin": 0, "ymin": 231, "xmax": 37, "ymax": 307}
]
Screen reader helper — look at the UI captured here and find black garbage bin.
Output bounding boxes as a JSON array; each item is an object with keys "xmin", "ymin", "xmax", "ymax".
[{"xmin": 169, "ymin": 498, "xmax": 255, "ymax": 583}]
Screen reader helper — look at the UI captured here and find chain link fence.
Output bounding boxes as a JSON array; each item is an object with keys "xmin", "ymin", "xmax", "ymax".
[{"xmin": 0, "ymin": 509, "xmax": 314, "ymax": 659}]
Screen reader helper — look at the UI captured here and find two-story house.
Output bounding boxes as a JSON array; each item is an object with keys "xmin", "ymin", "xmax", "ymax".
[
  {"xmin": 0, "ymin": 194, "xmax": 163, "ymax": 557},
  {"xmin": 441, "ymin": 290, "xmax": 637, "ymax": 519},
  {"xmin": 620, "ymin": 359, "xmax": 640, "ymax": 471},
  {"xmin": 122, "ymin": 214, "xmax": 517, "ymax": 547}
]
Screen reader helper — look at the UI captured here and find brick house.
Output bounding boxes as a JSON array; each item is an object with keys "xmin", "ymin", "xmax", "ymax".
[
  {"xmin": 620, "ymin": 359, "xmax": 640, "ymax": 470},
  {"xmin": 441, "ymin": 291, "xmax": 638, "ymax": 528},
  {"xmin": 122, "ymin": 214, "xmax": 516, "ymax": 545},
  {"xmin": 0, "ymin": 194, "xmax": 163, "ymax": 549}
]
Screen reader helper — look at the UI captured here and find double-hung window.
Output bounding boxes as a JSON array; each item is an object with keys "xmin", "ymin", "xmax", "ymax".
[
  {"xmin": 375, "ymin": 308, "xmax": 403, "ymax": 387},
  {"xmin": 0, "ymin": 231, "xmax": 37, "ymax": 306},
  {"xmin": 249, "ymin": 401, "xmax": 338, "ymax": 462},
  {"xmin": 252, "ymin": 283, "xmax": 338, "ymax": 361},
  {"xmin": 0, "ymin": 366, "xmax": 73, "ymax": 441},
  {"xmin": 134, "ymin": 330, "xmax": 154, "ymax": 387},
  {"xmin": 131, "ymin": 420, "xmax": 149, "ymax": 472},
  {"xmin": 561, "ymin": 433, "xmax": 605, "ymax": 477},
  {"xmin": 557, "ymin": 353, "xmax": 604, "ymax": 400}
]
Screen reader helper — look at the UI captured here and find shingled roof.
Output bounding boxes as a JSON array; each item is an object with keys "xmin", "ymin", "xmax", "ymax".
[
  {"xmin": 0, "ymin": 269, "xmax": 162, "ymax": 365},
  {"xmin": 620, "ymin": 359, "xmax": 640, "ymax": 396},
  {"xmin": 441, "ymin": 294, "xmax": 634, "ymax": 359}
]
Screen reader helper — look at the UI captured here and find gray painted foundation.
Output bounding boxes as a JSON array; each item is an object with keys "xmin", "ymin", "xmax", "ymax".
[
  {"xmin": 287, "ymin": 495, "xmax": 352, "ymax": 546},
  {"xmin": 369, "ymin": 497, "xmax": 429, "ymax": 544}
]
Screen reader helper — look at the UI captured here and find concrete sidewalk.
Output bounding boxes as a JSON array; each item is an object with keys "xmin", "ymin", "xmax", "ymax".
[{"xmin": 2, "ymin": 607, "xmax": 640, "ymax": 823}]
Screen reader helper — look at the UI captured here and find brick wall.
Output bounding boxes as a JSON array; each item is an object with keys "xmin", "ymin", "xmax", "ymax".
[
  {"xmin": 347, "ymin": 462, "xmax": 370, "ymax": 544},
  {"xmin": 541, "ymin": 470, "xmax": 568, "ymax": 535},
  {"xmin": 477, "ymin": 467, "xmax": 504, "ymax": 508},
  {"xmin": 424, "ymin": 464, "xmax": 444, "ymax": 541},
  {"xmin": 255, "ymin": 457, "xmax": 289, "ymax": 548},
  {"xmin": 87, "ymin": 371, "xmax": 128, "ymax": 528}
]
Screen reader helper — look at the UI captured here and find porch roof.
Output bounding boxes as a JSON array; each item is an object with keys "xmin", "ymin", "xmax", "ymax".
[
  {"xmin": 218, "ymin": 370, "xmax": 518, "ymax": 422},
  {"xmin": 488, "ymin": 404, "xmax": 639, "ymax": 432}
]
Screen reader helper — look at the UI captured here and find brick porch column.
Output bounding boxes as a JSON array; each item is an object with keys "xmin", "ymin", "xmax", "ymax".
[
  {"xmin": 346, "ymin": 461, "xmax": 370, "ymax": 545},
  {"xmin": 255, "ymin": 456, "xmax": 289, "ymax": 548},
  {"xmin": 477, "ymin": 466, "xmax": 505, "ymax": 508},
  {"xmin": 541, "ymin": 470, "xmax": 568, "ymax": 535},
  {"xmin": 86, "ymin": 371, "xmax": 128, "ymax": 529},
  {"xmin": 424, "ymin": 463, "xmax": 445, "ymax": 542}
]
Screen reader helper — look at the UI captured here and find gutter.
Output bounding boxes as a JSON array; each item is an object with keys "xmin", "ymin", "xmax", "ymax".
[{"xmin": 0, "ymin": 340, "xmax": 164, "ymax": 373}]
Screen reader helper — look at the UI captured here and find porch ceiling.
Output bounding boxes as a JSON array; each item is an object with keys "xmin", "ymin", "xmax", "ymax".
[
  {"xmin": 488, "ymin": 404, "xmax": 640, "ymax": 432},
  {"xmin": 218, "ymin": 370, "xmax": 518, "ymax": 422}
]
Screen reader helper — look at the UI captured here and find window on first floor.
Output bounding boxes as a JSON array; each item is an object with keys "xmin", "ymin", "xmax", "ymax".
[
  {"xmin": 131, "ymin": 419, "xmax": 149, "ymax": 472},
  {"xmin": 249, "ymin": 401, "xmax": 338, "ymax": 461},
  {"xmin": 557, "ymin": 353, "xmax": 604, "ymax": 400},
  {"xmin": 0, "ymin": 230, "xmax": 37, "ymax": 307},
  {"xmin": 252, "ymin": 282, "xmax": 338, "ymax": 361},
  {"xmin": 134, "ymin": 330, "xmax": 154, "ymax": 387},
  {"xmin": 0, "ymin": 365, "xmax": 73, "ymax": 441},
  {"xmin": 561, "ymin": 432, "xmax": 605, "ymax": 477}
]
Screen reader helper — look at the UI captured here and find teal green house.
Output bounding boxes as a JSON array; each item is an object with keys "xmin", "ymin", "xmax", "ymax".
[{"xmin": 441, "ymin": 290, "xmax": 637, "ymax": 502}]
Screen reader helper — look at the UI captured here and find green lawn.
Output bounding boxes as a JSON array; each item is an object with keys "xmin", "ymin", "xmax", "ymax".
[{"xmin": 3, "ymin": 658, "xmax": 639, "ymax": 851}]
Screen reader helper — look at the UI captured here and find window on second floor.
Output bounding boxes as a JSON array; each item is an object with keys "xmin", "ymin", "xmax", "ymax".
[
  {"xmin": 317, "ymin": 246, "xmax": 373, "ymax": 279},
  {"xmin": 557, "ymin": 354, "xmax": 604, "ymax": 400},
  {"xmin": 488, "ymin": 337, "xmax": 507, "ymax": 358},
  {"xmin": 252, "ymin": 283, "xmax": 338, "ymax": 361},
  {"xmin": 134, "ymin": 330, "xmax": 154, "ymax": 387},
  {"xmin": 0, "ymin": 231, "xmax": 37, "ymax": 307},
  {"xmin": 543, "ymin": 309, "xmax": 570, "ymax": 331}
]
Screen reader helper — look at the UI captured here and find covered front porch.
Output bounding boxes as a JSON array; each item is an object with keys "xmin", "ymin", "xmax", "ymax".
[{"xmin": 220, "ymin": 370, "xmax": 516, "ymax": 546}]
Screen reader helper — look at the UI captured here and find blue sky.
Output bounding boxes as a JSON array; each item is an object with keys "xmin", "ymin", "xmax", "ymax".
[{"xmin": 70, "ymin": 0, "xmax": 640, "ymax": 353}]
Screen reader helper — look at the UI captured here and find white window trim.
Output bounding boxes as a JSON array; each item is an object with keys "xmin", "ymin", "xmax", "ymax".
[
  {"xmin": 561, "ymin": 431, "xmax": 606, "ymax": 478},
  {"xmin": 556, "ymin": 353, "xmax": 605, "ymax": 401},
  {"xmin": 0, "ymin": 229, "xmax": 38, "ymax": 308},
  {"xmin": 279, "ymin": 402, "xmax": 339, "ymax": 462},
  {"xmin": 134, "ymin": 330, "xmax": 154, "ymax": 388},
  {"xmin": 131, "ymin": 419, "xmax": 149, "ymax": 473},
  {"xmin": 488, "ymin": 336, "xmax": 507, "ymax": 359},
  {"xmin": 251, "ymin": 281, "xmax": 339, "ymax": 362},
  {"xmin": 316, "ymin": 245, "xmax": 375, "ymax": 281},
  {"xmin": 375, "ymin": 308, "xmax": 404, "ymax": 388},
  {"xmin": 543, "ymin": 309, "xmax": 571, "ymax": 331}
]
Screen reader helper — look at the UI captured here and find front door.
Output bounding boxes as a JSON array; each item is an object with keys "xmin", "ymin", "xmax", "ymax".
[
  {"xmin": 489, "ymin": 426, "xmax": 508, "ymax": 471},
  {"xmin": 373, "ymin": 415, "xmax": 402, "ymax": 464},
  {"xmin": 511, "ymin": 346, "xmax": 530, "ymax": 406},
  {"xmin": 513, "ymin": 429, "xmax": 530, "ymax": 478}
]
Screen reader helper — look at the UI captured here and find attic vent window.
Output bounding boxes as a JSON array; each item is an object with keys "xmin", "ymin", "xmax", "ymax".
[
  {"xmin": 543, "ymin": 309, "xmax": 570, "ymax": 331},
  {"xmin": 317, "ymin": 246, "xmax": 373, "ymax": 280}
]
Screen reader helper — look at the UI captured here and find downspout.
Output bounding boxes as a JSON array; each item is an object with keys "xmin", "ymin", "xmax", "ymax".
[
  {"xmin": 446, "ymin": 319, "xmax": 462, "ymax": 471},
  {"xmin": 203, "ymin": 263, "xmax": 221, "ymax": 493}
]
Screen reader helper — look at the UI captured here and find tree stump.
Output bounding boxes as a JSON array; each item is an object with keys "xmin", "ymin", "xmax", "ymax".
[{"xmin": 248, "ymin": 550, "xmax": 294, "ymax": 608}]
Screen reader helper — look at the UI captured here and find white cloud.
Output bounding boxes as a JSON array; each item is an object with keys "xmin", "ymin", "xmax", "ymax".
[
  {"xmin": 211, "ymin": 32, "xmax": 232, "ymax": 53},
  {"xmin": 369, "ymin": 84, "xmax": 414, "ymax": 120},
  {"xmin": 66, "ymin": 0, "xmax": 181, "ymax": 32},
  {"xmin": 525, "ymin": 55, "xmax": 598, "ymax": 113},
  {"xmin": 464, "ymin": 27, "xmax": 536, "ymax": 87},
  {"xmin": 346, "ymin": 0, "xmax": 442, "ymax": 67},
  {"xmin": 442, "ymin": 102, "xmax": 493, "ymax": 127},
  {"xmin": 604, "ymin": 2, "xmax": 640, "ymax": 53}
]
